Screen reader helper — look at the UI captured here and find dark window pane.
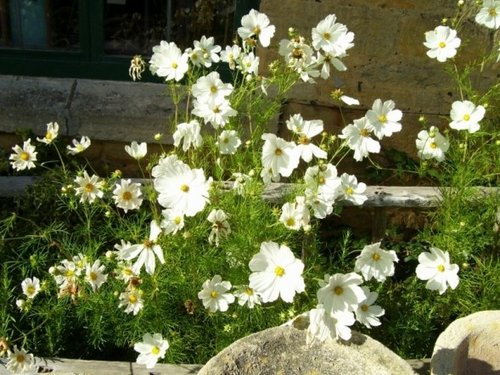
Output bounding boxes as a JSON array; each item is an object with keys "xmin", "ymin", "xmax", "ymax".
[
  {"xmin": 0, "ymin": 0, "xmax": 79, "ymax": 50},
  {"xmin": 103, "ymin": 0, "xmax": 235, "ymax": 56}
]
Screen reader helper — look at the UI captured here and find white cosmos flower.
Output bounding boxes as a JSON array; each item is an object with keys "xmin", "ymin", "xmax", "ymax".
[
  {"xmin": 279, "ymin": 36, "xmax": 318, "ymax": 82},
  {"xmin": 198, "ymin": 275, "xmax": 235, "ymax": 312},
  {"xmin": 218, "ymin": 130, "xmax": 241, "ymax": 155},
  {"xmin": 21, "ymin": 277, "xmax": 41, "ymax": 299},
  {"xmin": 260, "ymin": 166, "xmax": 281, "ymax": 184},
  {"xmin": 237, "ymin": 51, "xmax": 260, "ymax": 78},
  {"xmin": 305, "ymin": 190, "xmax": 334, "ymax": 219},
  {"xmin": 191, "ymin": 71, "xmax": 233, "ymax": 101},
  {"xmin": 354, "ymin": 242, "xmax": 399, "ymax": 282},
  {"xmin": 311, "ymin": 14, "xmax": 354, "ymax": 56},
  {"xmin": 235, "ymin": 286, "xmax": 262, "ymax": 308},
  {"xmin": 317, "ymin": 272, "xmax": 366, "ymax": 313},
  {"xmin": 6, "ymin": 346, "xmax": 34, "ymax": 373},
  {"xmin": 190, "ymin": 35, "xmax": 221, "ymax": 67},
  {"xmin": 74, "ymin": 171, "xmax": 104, "ymax": 204},
  {"xmin": 116, "ymin": 261, "xmax": 137, "ymax": 284},
  {"xmin": 449, "ymin": 100, "xmax": 485, "ymax": 133},
  {"xmin": 10, "ymin": 139, "xmax": 37, "ymax": 171},
  {"xmin": 120, "ymin": 221, "xmax": 165, "ymax": 275},
  {"xmin": 238, "ymin": 9, "xmax": 275, "ymax": 48},
  {"xmin": 416, "ymin": 126, "xmax": 450, "ymax": 162},
  {"xmin": 416, "ymin": 247, "xmax": 459, "ymax": 295},
  {"xmin": 125, "ymin": 141, "xmax": 147, "ymax": 160},
  {"xmin": 475, "ymin": 0, "xmax": 500, "ymax": 29},
  {"xmin": 53, "ymin": 259, "xmax": 79, "ymax": 287},
  {"xmin": 85, "ymin": 259, "xmax": 108, "ymax": 292},
  {"xmin": 16, "ymin": 299, "xmax": 26, "ymax": 311},
  {"xmin": 207, "ymin": 209, "xmax": 231, "ymax": 247},
  {"xmin": 424, "ymin": 25, "xmax": 461, "ymax": 63},
  {"xmin": 113, "ymin": 179, "xmax": 143, "ymax": 213},
  {"xmin": 160, "ymin": 208, "xmax": 185, "ymax": 235},
  {"xmin": 232, "ymin": 172, "xmax": 252, "ymax": 196},
  {"xmin": 355, "ymin": 286, "xmax": 385, "ymax": 328},
  {"xmin": 306, "ymin": 305, "xmax": 356, "ymax": 344},
  {"xmin": 317, "ymin": 50, "xmax": 347, "ymax": 79},
  {"xmin": 304, "ymin": 164, "xmax": 341, "ymax": 203},
  {"xmin": 192, "ymin": 96, "xmax": 237, "ymax": 129},
  {"xmin": 339, "ymin": 117, "xmax": 381, "ymax": 162},
  {"xmin": 279, "ymin": 197, "xmax": 310, "ymax": 231},
  {"xmin": 221, "ymin": 44, "xmax": 242, "ymax": 70},
  {"xmin": 67, "ymin": 136, "xmax": 91, "ymax": 155},
  {"xmin": 134, "ymin": 333, "xmax": 169, "ymax": 369},
  {"xmin": 261, "ymin": 133, "xmax": 300, "ymax": 178},
  {"xmin": 286, "ymin": 114, "xmax": 327, "ymax": 162},
  {"xmin": 37, "ymin": 121, "xmax": 59, "ymax": 144},
  {"xmin": 249, "ymin": 241, "xmax": 305, "ymax": 303},
  {"xmin": 338, "ymin": 173, "xmax": 367, "ymax": 205},
  {"xmin": 153, "ymin": 157, "xmax": 211, "ymax": 217},
  {"xmin": 365, "ymin": 99, "xmax": 403, "ymax": 139},
  {"xmin": 173, "ymin": 120, "xmax": 203, "ymax": 151},
  {"xmin": 149, "ymin": 41, "xmax": 189, "ymax": 81},
  {"xmin": 119, "ymin": 288, "xmax": 144, "ymax": 315}
]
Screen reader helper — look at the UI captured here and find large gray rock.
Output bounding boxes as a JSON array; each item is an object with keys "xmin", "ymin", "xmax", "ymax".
[
  {"xmin": 198, "ymin": 324, "xmax": 415, "ymax": 375},
  {"xmin": 431, "ymin": 310, "xmax": 500, "ymax": 375}
]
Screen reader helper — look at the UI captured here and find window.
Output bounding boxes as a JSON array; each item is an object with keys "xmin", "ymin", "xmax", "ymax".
[{"xmin": 0, "ymin": 0, "xmax": 259, "ymax": 80}]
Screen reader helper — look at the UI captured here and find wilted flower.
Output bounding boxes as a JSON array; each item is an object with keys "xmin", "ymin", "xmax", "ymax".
[
  {"xmin": 173, "ymin": 120, "xmax": 203, "ymax": 151},
  {"xmin": 207, "ymin": 209, "xmax": 231, "ymax": 247},
  {"xmin": 129, "ymin": 55, "xmax": 146, "ymax": 81}
]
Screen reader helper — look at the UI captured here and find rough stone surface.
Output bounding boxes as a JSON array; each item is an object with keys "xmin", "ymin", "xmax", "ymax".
[
  {"xmin": 431, "ymin": 310, "xmax": 500, "ymax": 375},
  {"xmin": 198, "ymin": 325, "xmax": 415, "ymax": 375}
]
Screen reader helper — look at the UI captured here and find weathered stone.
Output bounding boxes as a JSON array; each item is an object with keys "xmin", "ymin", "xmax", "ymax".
[
  {"xmin": 198, "ymin": 324, "xmax": 415, "ymax": 375},
  {"xmin": 431, "ymin": 310, "xmax": 500, "ymax": 375}
]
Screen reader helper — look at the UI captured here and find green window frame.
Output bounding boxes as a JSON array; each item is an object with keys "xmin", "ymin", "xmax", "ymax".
[{"xmin": 0, "ymin": 0, "xmax": 260, "ymax": 81}]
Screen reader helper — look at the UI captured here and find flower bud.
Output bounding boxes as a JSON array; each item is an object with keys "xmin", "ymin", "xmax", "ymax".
[{"xmin": 154, "ymin": 133, "xmax": 163, "ymax": 141}]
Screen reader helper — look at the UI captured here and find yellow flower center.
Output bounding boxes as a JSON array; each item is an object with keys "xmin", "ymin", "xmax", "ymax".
[
  {"xmin": 143, "ymin": 239, "xmax": 154, "ymax": 248},
  {"xmin": 222, "ymin": 137, "xmax": 229, "ymax": 144},
  {"xmin": 323, "ymin": 32, "xmax": 331, "ymax": 40},
  {"xmin": 66, "ymin": 269, "xmax": 74, "ymax": 277},
  {"xmin": 89, "ymin": 271, "xmax": 97, "ymax": 281},
  {"xmin": 213, "ymin": 106, "xmax": 221, "ymax": 113},
  {"xmin": 45, "ymin": 132, "xmax": 53, "ymax": 140},
  {"xmin": 437, "ymin": 264, "xmax": 445, "ymax": 272},
  {"xmin": 122, "ymin": 191, "xmax": 132, "ymax": 201},
  {"xmin": 253, "ymin": 26, "xmax": 261, "ymax": 35},
  {"xmin": 151, "ymin": 346, "xmax": 160, "ymax": 355},
  {"xmin": 245, "ymin": 288, "xmax": 254, "ymax": 296},
  {"xmin": 19, "ymin": 152, "xmax": 30, "ymax": 161},
  {"xmin": 274, "ymin": 148, "xmax": 283, "ymax": 156},
  {"xmin": 372, "ymin": 253, "xmax": 381, "ymax": 261},
  {"xmin": 286, "ymin": 218, "xmax": 296, "ymax": 227},
  {"xmin": 210, "ymin": 290, "xmax": 218, "ymax": 298},
  {"xmin": 318, "ymin": 176, "xmax": 325, "ymax": 185},
  {"xmin": 359, "ymin": 128, "xmax": 370, "ymax": 137},
  {"xmin": 463, "ymin": 114, "xmax": 470, "ymax": 121},
  {"xmin": 274, "ymin": 266, "xmax": 285, "ymax": 277},
  {"xmin": 334, "ymin": 286, "xmax": 343, "ymax": 295},
  {"xmin": 128, "ymin": 294, "xmax": 137, "ymax": 304},
  {"xmin": 124, "ymin": 268, "xmax": 133, "ymax": 276},
  {"xmin": 361, "ymin": 304, "xmax": 369, "ymax": 312},
  {"xmin": 172, "ymin": 62, "xmax": 178, "ymax": 69},
  {"xmin": 174, "ymin": 216, "xmax": 182, "ymax": 225},
  {"xmin": 292, "ymin": 48, "xmax": 303, "ymax": 59},
  {"xmin": 85, "ymin": 183, "xmax": 94, "ymax": 193},
  {"xmin": 430, "ymin": 142, "xmax": 437, "ymax": 149},
  {"xmin": 489, "ymin": 8, "xmax": 497, "ymax": 16},
  {"xmin": 378, "ymin": 114, "xmax": 387, "ymax": 123},
  {"xmin": 27, "ymin": 285, "xmax": 36, "ymax": 295},
  {"xmin": 439, "ymin": 41, "xmax": 446, "ymax": 48},
  {"xmin": 16, "ymin": 354, "xmax": 25, "ymax": 363},
  {"xmin": 210, "ymin": 85, "xmax": 217, "ymax": 93},
  {"xmin": 299, "ymin": 135, "xmax": 310, "ymax": 145},
  {"xmin": 345, "ymin": 187, "xmax": 354, "ymax": 196},
  {"xmin": 180, "ymin": 184, "xmax": 190, "ymax": 193}
]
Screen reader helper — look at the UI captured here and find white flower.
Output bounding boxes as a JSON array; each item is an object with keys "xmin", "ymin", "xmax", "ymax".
[
  {"xmin": 192, "ymin": 96, "xmax": 237, "ymax": 129},
  {"xmin": 207, "ymin": 209, "xmax": 231, "ymax": 247},
  {"xmin": 316, "ymin": 51, "xmax": 347, "ymax": 79},
  {"xmin": 74, "ymin": 171, "xmax": 104, "ymax": 204},
  {"xmin": 85, "ymin": 259, "xmax": 108, "ymax": 292},
  {"xmin": 305, "ymin": 190, "xmax": 333, "ymax": 219},
  {"xmin": 317, "ymin": 272, "xmax": 366, "ymax": 313},
  {"xmin": 279, "ymin": 197, "xmax": 310, "ymax": 231},
  {"xmin": 339, "ymin": 117, "xmax": 380, "ymax": 162},
  {"xmin": 338, "ymin": 173, "xmax": 367, "ymax": 206},
  {"xmin": 475, "ymin": 0, "xmax": 500, "ymax": 29},
  {"xmin": 260, "ymin": 167, "xmax": 281, "ymax": 184},
  {"xmin": 261, "ymin": 133, "xmax": 300, "ymax": 178},
  {"xmin": 279, "ymin": 37, "xmax": 317, "ymax": 82},
  {"xmin": 173, "ymin": 120, "xmax": 203, "ymax": 151},
  {"xmin": 354, "ymin": 242, "xmax": 399, "ymax": 282},
  {"xmin": 190, "ymin": 35, "xmax": 221, "ymax": 68},
  {"xmin": 149, "ymin": 41, "xmax": 189, "ymax": 81},
  {"xmin": 119, "ymin": 288, "xmax": 144, "ymax": 315},
  {"xmin": 160, "ymin": 208, "xmax": 185, "ymax": 235},
  {"xmin": 416, "ymin": 247, "xmax": 459, "ymax": 295},
  {"xmin": 134, "ymin": 333, "xmax": 169, "ymax": 369},
  {"xmin": 232, "ymin": 172, "xmax": 252, "ymax": 195},
  {"xmin": 116, "ymin": 261, "xmax": 137, "ymax": 283},
  {"xmin": 53, "ymin": 259, "xmax": 79, "ymax": 287},
  {"xmin": 304, "ymin": 164, "xmax": 341, "ymax": 203},
  {"xmin": 153, "ymin": 157, "xmax": 211, "ymax": 217},
  {"xmin": 113, "ymin": 179, "xmax": 143, "ymax": 213},
  {"xmin": 37, "ymin": 121, "xmax": 59, "ymax": 144},
  {"xmin": 423, "ymin": 25, "xmax": 461, "ymax": 63},
  {"xmin": 120, "ymin": 221, "xmax": 165, "ymax": 275},
  {"xmin": 237, "ymin": 51, "xmax": 259, "ymax": 78},
  {"xmin": 6, "ymin": 346, "xmax": 34, "ymax": 373},
  {"xmin": 10, "ymin": 139, "xmax": 37, "ymax": 171},
  {"xmin": 365, "ymin": 99, "xmax": 403, "ymax": 139},
  {"xmin": 198, "ymin": 275, "xmax": 235, "ymax": 312},
  {"xmin": 311, "ymin": 14, "xmax": 354, "ymax": 56},
  {"xmin": 21, "ymin": 277, "xmax": 41, "ymax": 299},
  {"xmin": 416, "ymin": 126, "xmax": 450, "ymax": 162},
  {"xmin": 218, "ymin": 130, "xmax": 241, "ymax": 155},
  {"xmin": 238, "ymin": 9, "xmax": 275, "ymax": 47},
  {"xmin": 306, "ymin": 306, "xmax": 356, "ymax": 344},
  {"xmin": 67, "ymin": 136, "xmax": 91, "ymax": 155},
  {"xmin": 191, "ymin": 71, "xmax": 233, "ymax": 100},
  {"xmin": 355, "ymin": 287, "xmax": 385, "ymax": 328},
  {"xmin": 339, "ymin": 95, "xmax": 360, "ymax": 106},
  {"xmin": 125, "ymin": 141, "xmax": 147, "ymax": 160},
  {"xmin": 286, "ymin": 114, "xmax": 327, "ymax": 162},
  {"xmin": 16, "ymin": 299, "xmax": 26, "ymax": 311},
  {"xmin": 248, "ymin": 241, "xmax": 305, "ymax": 303},
  {"xmin": 235, "ymin": 286, "xmax": 262, "ymax": 308},
  {"xmin": 220, "ymin": 44, "xmax": 242, "ymax": 70},
  {"xmin": 449, "ymin": 100, "xmax": 485, "ymax": 133}
]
